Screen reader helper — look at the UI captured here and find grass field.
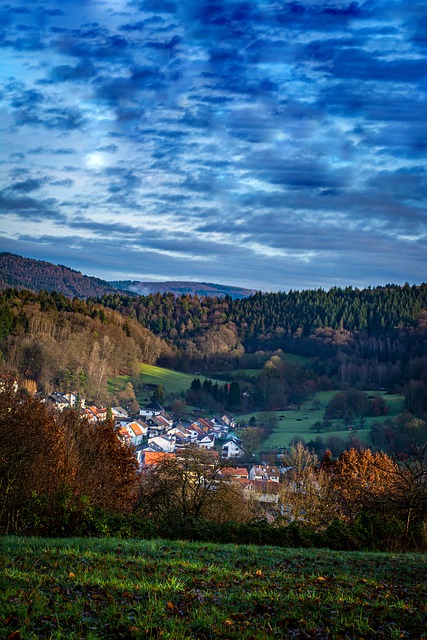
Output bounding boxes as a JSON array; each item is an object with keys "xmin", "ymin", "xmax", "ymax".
[
  {"xmin": 217, "ymin": 354, "xmax": 311, "ymax": 381},
  {"xmin": 237, "ymin": 391, "xmax": 404, "ymax": 451},
  {"xmin": 109, "ymin": 365, "xmax": 224, "ymax": 403},
  {"xmin": 1, "ymin": 536, "xmax": 425, "ymax": 640}
]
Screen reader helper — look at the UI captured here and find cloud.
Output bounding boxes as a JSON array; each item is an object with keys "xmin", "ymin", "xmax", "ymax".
[
  {"xmin": 0, "ymin": 0, "xmax": 425, "ymax": 291},
  {"xmin": 0, "ymin": 193, "xmax": 64, "ymax": 222},
  {"xmin": 10, "ymin": 178, "xmax": 43, "ymax": 192},
  {"xmin": 47, "ymin": 60, "xmax": 97, "ymax": 82}
]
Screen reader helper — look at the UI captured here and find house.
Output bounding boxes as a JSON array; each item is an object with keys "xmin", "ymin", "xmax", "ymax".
[
  {"xmin": 197, "ymin": 433, "xmax": 215, "ymax": 450},
  {"xmin": 125, "ymin": 421, "xmax": 145, "ymax": 446},
  {"xmin": 221, "ymin": 414, "xmax": 236, "ymax": 429},
  {"xmin": 197, "ymin": 417, "xmax": 215, "ymax": 432},
  {"xmin": 148, "ymin": 434, "xmax": 176, "ymax": 453},
  {"xmin": 210, "ymin": 424, "xmax": 224, "ymax": 439},
  {"xmin": 84, "ymin": 407, "xmax": 97, "ymax": 423},
  {"xmin": 139, "ymin": 402, "xmax": 165, "ymax": 418},
  {"xmin": 140, "ymin": 450, "xmax": 175, "ymax": 469},
  {"xmin": 186, "ymin": 423, "xmax": 204, "ymax": 443},
  {"xmin": 48, "ymin": 393, "xmax": 71, "ymax": 411},
  {"xmin": 154, "ymin": 413, "xmax": 174, "ymax": 429},
  {"xmin": 117, "ymin": 427, "xmax": 132, "ymax": 446},
  {"xmin": 249, "ymin": 465, "xmax": 280, "ymax": 483},
  {"xmin": 63, "ymin": 392, "xmax": 85, "ymax": 408},
  {"xmin": 0, "ymin": 375, "xmax": 19, "ymax": 393},
  {"xmin": 167, "ymin": 426, "xmax": 192, "ymax": 446},
  {"xmin": 221, "ymin": 436, "xmax": 244, "ymax": 459},
  {"xmin": 240, "ymin": 479, "xmax": 280, "ymax": 503},
  {"xmin": 112, "ymin": 406, "xmax": 129, "ymax": 419},
  {"xmin": 219, "ymin": 467, "xmax": 249, "ymax": 480},
  {"xmin": 134, "ymin": 419, "xmax": 150, "ymax": 436},
  {"xmin": 86, "ymin": 406, "xmax": 107, "ymax": 422}
]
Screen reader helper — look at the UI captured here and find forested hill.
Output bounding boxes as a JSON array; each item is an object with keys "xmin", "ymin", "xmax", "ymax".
[
  {"xmin": 98, "ymin": 283, "xmax": 427, "ymax": 345},
  {"xmin": 110, "ymin": 280, "xmax": 256, "ymax": 299},
  {"xmin": 0, "ymin": 253, "xmax": 121, "ymax": 299},
  {"xmin": 0, "ymin": 253, "xmax": 255, "ymax": 301},
  {"xmin": 0, "ymin": 288, "xmax": 165, "ymax": 402}
]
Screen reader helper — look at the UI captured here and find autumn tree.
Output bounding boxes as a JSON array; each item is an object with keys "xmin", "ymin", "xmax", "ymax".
[
  {"xmin": 0, "ymin": 383, "xmax": 62, "ymax": 533},
  {"xmin": 279, "ymin": 442, "xmax": 339, "ymax": 530},
  {"xmin": 0, "ymin": 383, "xmax": 139, "ymax": 535},
  {"xmin": 330, "ymin": 448, "xmax": 398, "ymax": 523}
]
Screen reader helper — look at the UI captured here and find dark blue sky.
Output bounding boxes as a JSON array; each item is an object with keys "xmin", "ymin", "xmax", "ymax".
[{"xmin": 1, "ymin": 0, "xmax": 426, "ymax": 291}]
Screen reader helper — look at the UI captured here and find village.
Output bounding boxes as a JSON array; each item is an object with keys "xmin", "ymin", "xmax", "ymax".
[{"xmin": 47, "ymin": 390, "xmax": 282, "ymax": 512}]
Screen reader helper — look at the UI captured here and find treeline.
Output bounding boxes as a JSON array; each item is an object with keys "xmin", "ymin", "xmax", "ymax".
[
  {"xmin": 0, "ymin": 288, "xmax": 166, "ymax": 402},
  {"xmin": 1, "ymin": 386, "xmax": 426, "ymax": 551},
  {"xmin": 97, "ymin": 282, "xmax": 427, "ymax": 345},
  {"xmin": 96, "ymin": 284, "xmax": 427, "ymax": 375}
]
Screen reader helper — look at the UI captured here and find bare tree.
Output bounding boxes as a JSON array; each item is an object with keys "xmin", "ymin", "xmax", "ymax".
[
  {"xmin": 138, "ymin": 447, "xmax": 250, "ymax": 524},
  {"xmin": 279, "ymin": 442, "xmax": 339, "ymax": 530}
]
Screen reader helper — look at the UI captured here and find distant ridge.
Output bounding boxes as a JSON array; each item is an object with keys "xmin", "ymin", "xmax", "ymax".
[
  {"xmin": 0, "ymin": 253, "xmax": 256, "ymax": 300},
  {"xmin": 110, "ymin": 280, "xmax": 256, "ymax": 299},
  {"xmin": 0, "ymin": 252, "xmax": 120, "ymax": 299}
]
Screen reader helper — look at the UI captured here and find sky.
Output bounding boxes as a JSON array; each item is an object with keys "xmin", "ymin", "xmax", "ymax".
[{"xmin": 1, "ymin": 0, "xmax": 426, "ymax": 292}]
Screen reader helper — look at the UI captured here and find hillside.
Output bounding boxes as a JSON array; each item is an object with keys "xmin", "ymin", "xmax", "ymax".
[
  {"xmin": 110, "ymin": 279, "xmax": 256, "ymax": 299},
  {"xmin": 0, "ymin": 253, "xmax": 255, "ymax": 300},
  {"xmin": 0, "ymin": 252, "xmax": 121, "ymax": 299},
  {"xmin": 0, "ymin": 288, "xmax": 164, "ymax": 403}
]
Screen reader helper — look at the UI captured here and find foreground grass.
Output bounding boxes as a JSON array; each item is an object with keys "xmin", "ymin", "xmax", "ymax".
[{"xmin": 1, "ymin": 536, "xmax": 426, "ymax": 639}]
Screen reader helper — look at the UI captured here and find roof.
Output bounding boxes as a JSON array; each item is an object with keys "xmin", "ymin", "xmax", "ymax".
[
  {"xmin": 112, "ymin": 406, "xmax": 129, "ymax": 416},
  {"xmin": 251, "ymin": 465, "xmax": 280, "ymax": 476},
  {"xmin": 222, "ymin": 439, "xmax": 243, "ymax": 449},
  {"xmin": 198, "ymin": 417, "xmax": 214, "ymax": 430},
  {"xmin": 127, "ymin": 421, "xmax": 144, "ymax": 436},
  {"xmin": 220, "ymin": 467, "xmax": 249, "ymax": 478},
  {"xmin": 118, "ymin": 427, "xmax": 132, "ymax": 443},
  {"xmin": 198, "ymin": 433, "xmax": 214, "ymax": 442},
  {"xmin": 144, "ymin": 402, "xmax": 164, "ymax": 411},
  {"xmin": 142, "ymin": 451, "xmax": 175, "ymax": 467}
]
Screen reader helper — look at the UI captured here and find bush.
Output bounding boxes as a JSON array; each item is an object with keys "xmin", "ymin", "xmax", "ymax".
[{"xmin": 320, "ymin": 519, "xmax": 363, "ymax": 551}]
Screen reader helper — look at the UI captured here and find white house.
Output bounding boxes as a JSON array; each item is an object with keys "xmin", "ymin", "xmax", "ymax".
[
  {"xmin": 197, "ymin": 434, "xmax": 215, "ymax": 450},
  {"xmin": 63, "ymin": 392, "xmax": 85, "ymax": 408},
  {"xmin": 48, "ymin": 393, "xmax": 71, "ymax": 411},
  {"xmin": 112, "ymin": 406, "xmax": 129, "ymax": 418},
  {"xmin": 221, "ymin": 437, "xmax": 244, "ymax": 459},
  {"xmin": 125, "ymin": 421, "xmax": 145, "ymax": 446},
  {"xmin": 139, "ymin": 402, "xmax": 165, "ymax": 418},
  {"xmin": 148, "ymin": 434, "xmax": 176, "ymax": 453}
]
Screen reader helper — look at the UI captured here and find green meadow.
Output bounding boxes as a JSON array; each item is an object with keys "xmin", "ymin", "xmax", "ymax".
[
  {"xmin": 109, "ymin": 364, "xmax": 222, "ymax": 402},
  {"xmin": 237, "ymin": 391, "xmax": 404, "ymax": 451},
  {"xmin": 109, "ymin": 363, "xmax": 404, "ymax": 452},
  {"xmin": 1, "ymin": 536, "xmax": 425, "ymax": 640},
  {"xmin": 219, "ymin": 354, "xmax": 311, "ymax": 381}
]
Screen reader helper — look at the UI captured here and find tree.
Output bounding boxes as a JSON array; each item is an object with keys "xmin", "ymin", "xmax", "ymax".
[
  {"xmin": 151, "ymin": 384, "xmax": 165, "ymax": 403},
  {"xmin": 226, "ymin": 381, "xmax": 241, "ymax": 410},
  {"xmin": 331, "ymin": 448, "xmax": 398, "ymax": 523},
  {"xmin": 325, "ymin": 390, "xmax": 369, "ymax": 421},
  {"xmin": 170, "ymin": 398, "xmax": 188, "ymax": 417},
  {"xmin": 387, "ymin": 446, "xmax": 427, "ymax": 552},
  {"xmin": 137, "ymin": 447, "xmax": 249, "ymax": 524},
  {"xmin": 0, "ymin": 383, "xmax": 139, "ymax": 535},
  {"xmin": 279, "ymin": 442, "xmax": 338, "ymax": 530},
  {"xmin": 0, "ymin": 383, "xmax": 60, "ymax": 533}
]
